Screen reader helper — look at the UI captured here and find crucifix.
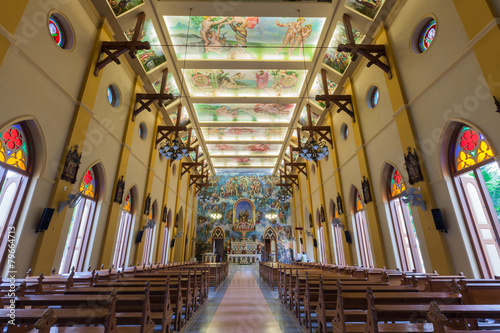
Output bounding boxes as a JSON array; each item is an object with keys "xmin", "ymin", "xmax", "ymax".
[
  {"xmin": 337, "ymin": 14, "xmax": 392, "ymax": 78},
  {"xmin": 133, "ymin": 68, "xmax": 174, "ymax": 121},
  {"xmin": 315, "ymin": 69, "xmax": 355, "ymax": 122},
  {"xmin": 94, "ymin": 12, "xmax": 151, "ymax": 76}
]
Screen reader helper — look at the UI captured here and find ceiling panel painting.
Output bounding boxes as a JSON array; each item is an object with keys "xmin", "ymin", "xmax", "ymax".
[
  {"xmin": 183, "ymin": 69, "xmax": 307, "ymax": 97},
  {"xmin": 164, "ymin": 16, "xmax": 326, "ymax": 61},
  {"xmin": 207, "ymin": 143, "xmax": 282, "ymax": 156},
  {"xmin": 214, "ymin": 168, "xmax": 273, "ymax": 176},
  {"xmin": 194, "ymin": 103, "xmax": 294, "ymax": 123},
  {"xmin": 298, "ymin": 106, "xmax": 320, "ymax": 127},
  {"xmin": 107, "ymin": 0, "xmax": 143, "ymax": 17},
  {"xmin": 309, "ymin": 73, "xmax": 337, "ymax": 108},
  {"xmin": 322, "ymin": 21, "xmax": 365, "ymax": 75},
  {"xmin": 345, "ymin": 0, "xmax": 386, "ymax": 20},
  {"xmin": 169, "ymin": 106, "xmax": 191, "ymax": 126},
  {"xmin": 212, "ymin": 157, "xmax": 277, "ymax": 167},
  {"xmin": 201, "ymin": 127, "xmax": 287, "ymax": 141},
  {"xmin": 125, "ymin": 19, "xmax": 166, "ymax": 72}
]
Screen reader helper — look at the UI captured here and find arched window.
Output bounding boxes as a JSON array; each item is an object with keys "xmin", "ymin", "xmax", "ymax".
[
  {"xmin": 353, "ymin": 189, "xmax": 373, "ymax": 268},
  {"xmin": 330, "ymin": 200, "xmax": 345, "ymax": 265},
  {"xmin": 113, "ymin": 190, "xmax": 134, "ymax": 269},
  {"xmin": 59, "ymin": 166, "xmax": 99, "ymax": 273},
  {"xmin": 316, "ymin": 209, "xmax": 327, "ymax": 264},
  {"xmin": 0, "ymin": 123, "xmax": 33, "ymax": 267},
  {"xmin": 451, "ymin": 125, "xmax": 500, "ymax": 278},
  {"xmin": 142, "ymin": 201, "xmax": 157, "ymax": 265},
  {"xmin": 160, "ymin": 209, "xmax": 171, "ymax": 264},
  {"xmin": 387, "ymin": 167, "xmax": 425, "ymax": 272}
]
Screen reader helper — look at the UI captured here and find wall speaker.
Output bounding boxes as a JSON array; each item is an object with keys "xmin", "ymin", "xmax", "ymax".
[
  {"xmin": 344, "ymin": 230, "xmax": 352, "ymax": 244},
  {"xmin": 170, "ymin": 239, "xmax": 175, "ymax": 248},
  {"xmin": 313, "ymin": 239, "xmax": 318, "ymax": 248},
  {"xmin": 36, "ymin": 208, "xmax": 55, "ymax": 233},
  {"xmin": 431, "ymin": 209, "xmax": 448, "ymax": 233},
  {"xmin": 135, "ymin": 230, "xmax": 144, "ymax": 244},
  {"xmin": 299, "ymin": 237, "xmax": 303, "ymax": 245}
]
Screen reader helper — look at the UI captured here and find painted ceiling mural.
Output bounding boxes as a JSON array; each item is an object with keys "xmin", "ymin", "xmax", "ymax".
[
  {"xmin": 207, "ymin": 143, "xmax": 282, "ymax": 156},
  {"xmin": 322, "ymin": 21, "xmax": 365, "ymax": 74},
  {"xmin": 212, "ymin": 157, "xmax": 278, "ymax": 167},
  {"xmin": 169, "ymin": 106, "xmax": 191, "ymax": 126},
  {"xmin": 298, "ymin": 106, "xmax": 320, "ymax": 127},
  {"xmin": 194, "ymin": 103, "xmax": 295, "ymax": 123},
  {"xmin": 196, "ymin": 170, "xmax": 293, "ymax": 262},
  {"xmin": 201, "ymin": 127, "xmax": 287, "ymax": 141},
  {"xmin": 107, "ymin": 0, "xmax": 143, "ymax": 17},
  {"xmin": 164, "ymin": 16, "xmax": 326, "ymax": 61},
  {"xmin": 345, "ymin": 0, "xmax": 386, "ymax": 20},
  {"xmin": 309, "ymin": 73, "xmax": 337, "ymax": 108},
  {"xmin": 183, "ymin": 69, "xmax": 307, "ymax": 97},
  {"xmin": 125, "ymin": 19, "xmax": 166, "ymax": 72}
]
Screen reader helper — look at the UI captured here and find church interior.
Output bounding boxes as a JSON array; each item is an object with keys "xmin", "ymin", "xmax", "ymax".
[{"xmin": 1, "ymin": 0, "xmax": 500, "ymax": 332}]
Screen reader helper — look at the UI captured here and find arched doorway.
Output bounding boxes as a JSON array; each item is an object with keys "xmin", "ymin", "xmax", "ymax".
[
  {"xmin": 211, "ymin": 227, "xmax": 224, "ymax": 262},
  {"xmin": 264, "ymin": 227, "xmax": 277, "ymax": 262}
]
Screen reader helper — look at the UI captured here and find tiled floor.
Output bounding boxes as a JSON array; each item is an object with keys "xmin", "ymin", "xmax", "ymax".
[{"xmin": 183, "ymin": 264, "xmax": 303, "ymax": 333}]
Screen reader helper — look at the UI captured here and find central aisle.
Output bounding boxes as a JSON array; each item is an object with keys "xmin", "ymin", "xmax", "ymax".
[
  {"xmin": 184, "ymin": 264, "xmax": 302, "ymax": 333},
  {"xmin": 206, "ymin": 269, "xmax": 282, "ymax": 333}
]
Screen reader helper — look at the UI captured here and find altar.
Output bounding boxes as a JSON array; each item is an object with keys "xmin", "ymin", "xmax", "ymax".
[{"xmin": 228, "ymin": 253, "xmax": 260, "ymax": 264}]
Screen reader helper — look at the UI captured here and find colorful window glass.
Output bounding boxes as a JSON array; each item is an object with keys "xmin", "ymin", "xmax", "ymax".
[
  {"xmin": 454, "ymin": 126, "xmax": 494, "ymax": 172},
  {"xmin": 48, "ymin": 15, "xmax": 65, "ymax": 48},
  {"xmin": 390, "ymin": 169, "xmax": 406, "ymax": 197},
  {"xmin": 79, "ymin": 169, "xmax": 96, "ymax": 198},
  {"xmin": 123, "ymin": 192, "xmax": 132, "ymax": 212},
  {"xmin": 371, "ymin": 87, "xmax": 380, "ymax": 108},
  {"xmin": 107, "ymin": 86, "xmax": 116, "ymax": 106},
  {"xmin": 418, "ymin": 19, "xmax": 436, "ymax": 52},
  {"xmin": 149, "ymin": 207, "xmax": 153, "ymax": 220},
  {"xmin": 0, "ymin": 124, "xmax": 29, "ymax": 171},
  {"xmin": 355, "ymin": 192, "xmax": 364, "ymax": 212}
]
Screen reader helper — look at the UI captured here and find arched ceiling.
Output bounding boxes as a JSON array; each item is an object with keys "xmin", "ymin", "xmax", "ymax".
[{"xmin": 93, "ymin": 0, "xmax": 396, "ymax": 176}]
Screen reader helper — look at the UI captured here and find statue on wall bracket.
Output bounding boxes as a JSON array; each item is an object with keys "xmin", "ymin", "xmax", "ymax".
[
  {"xmin": 404, "ymin": 147, "xmax": 424, "ymax": 185},
  {"xmin": 61, "ymin": 145, "xmax": 82, "ymax": 184},
  {"xmin": 362, "ymin": 176, "xmax": 373, "ymax": 204},
  {"xmin": 114, "ymin": 176, "xmax": 125, "ymax": 204},
  {"xmin": 143, "ymin": 194, "xmax": 151, "ymax": 215},
  {"xmin": 337, "ymin": 193, "xmax": 344, "ymax": 215}
]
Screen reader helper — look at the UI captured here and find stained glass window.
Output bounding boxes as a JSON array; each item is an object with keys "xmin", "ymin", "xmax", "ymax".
[
  {"xmin": 48, "ymin": 15, "xmax": 65, "ymax": 48},
  {"xmin": 418, "ymin": 19, "xmax": 436, "ymax": 52},
  {"xmin": 390, "ymin": 169, "xmax": 406, "ymax": 197},
  {"xmin": 0, "ymin": 124, "xmax": 29, "ymax": 171},
  {"xmin": 149, "ymin": 207, "xmax": 153, "ymax": 220},
  {"xmin": 123, "ymin": 192, "xmax": 132, "ymax": 212},
  {"xmin": 371, "ymin": 87, "xmax": 380, "ymax": 108},
  {"xmin": 355, "ymin": 192, "xmax": 364, "ymax": 212},
  {"xmin": 454, "ymin": 126, "xmax": 494, "ymax": 172},
  {"xmin": 79, "ymin": 168, "xmax": 96, "ymax": 198},
  {"xmin": 107, "ymin": 86, "xmax": 116, "ymax": 106}
]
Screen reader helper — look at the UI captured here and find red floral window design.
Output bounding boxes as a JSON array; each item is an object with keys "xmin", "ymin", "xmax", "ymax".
[
  {"xmin": 355, "ymin": 192, "xmax": 364, "ymax": 212},
  {"xmin": 390, "ymin": 169, "xmax": 406, "ymax": 197},
  {"xmin": 123, "ymin": 192, "xmax": 132, "ymax": 212},
  {"xmin": 455, "ymin": 126, "xmax": 494, "ymax": 172},
  {"xmin": 79, "ymin": 168, "xmax": 96, "ymax": 198},
  {"xmin": 0, "ymin": 124, "xmax": 29, "ymax": 171}
]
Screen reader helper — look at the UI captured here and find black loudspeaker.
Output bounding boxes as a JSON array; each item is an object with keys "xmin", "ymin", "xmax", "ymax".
[
  {"xmin": 344, "ymin": 230, "xmax": 352, "ymax": 244},
  {"xmin": 299, "ymin": 238, "xmax": 303, "ymax": 245},
  {"xmin": 313, "ymin": 239, "xmax": 318, "ymax": 248},
  {"xmin": 36, "ymin": 208, "xmax": 55, "ymax": 233},
  {"xmin": 170, "ymin": 239, "xmax": 176, "ymax": 248},
  {"xmin": 431, "ymin": 209, "xmax": 448, "ymax": 233},
  {"xmin": 135, "ymin": 230, "xmax": 144, "ymax": 244}
]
